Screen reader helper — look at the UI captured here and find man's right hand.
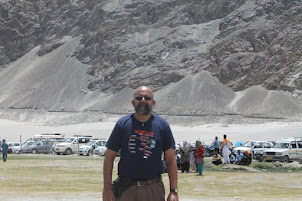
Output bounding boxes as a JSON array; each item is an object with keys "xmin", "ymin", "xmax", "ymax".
[{"xmin": 102, "ymin": 189, "xmax": 115, "ymax": 201}]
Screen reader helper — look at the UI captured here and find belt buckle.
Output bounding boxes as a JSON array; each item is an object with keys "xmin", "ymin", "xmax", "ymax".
[{"xmin": 138, "ymin": 181, "xmax": 144, "ymax": 186}]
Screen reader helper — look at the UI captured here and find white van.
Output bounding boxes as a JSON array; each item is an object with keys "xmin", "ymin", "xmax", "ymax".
[
  {"xmin": 54, "ymin": 136, "xmax": 92, "ymax": 155},
  {"xmin": 263, "ymin": 137, "xmax": 302, "ymax": 163},
  {"xmin": 27, "ymin": 133, "xmax": 65, "ymax": 143}
]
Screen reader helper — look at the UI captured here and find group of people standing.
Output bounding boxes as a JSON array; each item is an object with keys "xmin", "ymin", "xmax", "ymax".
[
  {"xmin": 177, "ymin": 134, "xmax": 251, "ymax": 172},
  {"xmin": 211, "ymin": 135, "xmax": 252, "ymax": 166},
  {"xmin": 177, "ymin": 139, "xmax": 205, "ymax": 176},
  {"xmin": 210, "ymin": 135, "xmax": 232, "ymax": 165},
  {"xmin": 177, "ymin": 134, "xmax": 236, "ymax": 175}
]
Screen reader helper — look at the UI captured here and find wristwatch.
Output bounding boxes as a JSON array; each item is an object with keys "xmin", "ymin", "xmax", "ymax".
[{"xmin": 170, "ymin": 189, "xmax": 178, "ymax": 194}]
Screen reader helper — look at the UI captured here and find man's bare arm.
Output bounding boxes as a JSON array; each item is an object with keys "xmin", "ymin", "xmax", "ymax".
[
  {"xmin": 103, "ymin": 149, "xmax": 117, "ymax": 201},
  {"xmin": 164, "ymin": 148, "xmax": 179, "ymax": 201}
]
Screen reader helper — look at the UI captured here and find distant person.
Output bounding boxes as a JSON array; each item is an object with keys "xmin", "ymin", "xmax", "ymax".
[
  {"xmin": 195, "ymin": 139, "xmax": 205, "ymax": 175},
  {"xmin": 180, "ymin": 141, "xmax": 191, "ymax": 173},
  {"xmin": 220, "ymin": 134, "xmax": 231, "ymax": 164},
  {"xmin": 102, "ymin": 86, "xmax": 178, "ymax": 201},
  {"xmin": 176, "ymin": 154, "xmax": 181, "ymax": 170},
  {"xmin": 229, "ymin": 153, "xmax": 236, "ymax": 164},
  {"xmin": 212, "ymin": 153, "xmax": 222, "ymax": 166},
  {"xmin": 189, "ymin": 150, "xmax": 196, "ymax": 172},
  {"xmin": 240, "ymin": 150, "xmax": 252, "ymax": 166},
  {"xmin": 212, "ymin": 136, "xmax": 221, "ymax": 154},
  {"xmin": 2, "ymin": 139, "xmax": 8, "ymax": 162},
  {"xmin": 235, "ymin": 150, "xmax": 243, "ymax": 164}
]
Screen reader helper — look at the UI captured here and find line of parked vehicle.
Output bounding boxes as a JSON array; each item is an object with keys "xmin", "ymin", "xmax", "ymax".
[
  {"xmin": 1, "ymin": 134, "xmax": 108, "ymax": 157},
  {"xmin": 174, "ymin": 137, "xmax": 302, "ymax": 163},
  {"xmin": 231, "ymin": 137, "xmax": 302, "ymax": 163},
  {"xmin": 2, "ymin": 135, "xmax": 301, "ymax": 163}
]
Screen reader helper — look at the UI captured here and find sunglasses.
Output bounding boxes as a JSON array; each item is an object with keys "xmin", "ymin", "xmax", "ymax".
[{"xmin": 135, "ymin": 96, "xmax": 152, "ymax": 101}]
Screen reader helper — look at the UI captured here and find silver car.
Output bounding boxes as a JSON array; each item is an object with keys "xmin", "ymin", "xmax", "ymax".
[
  {"xmin": 93, "ymin": 145, "xmax": 107, "ymax": 156},
  {"xmin": 23, "ymin": 141, "xmax": 54, "ymax": 154},
  {"xmin": 78, "ymin": 140, "xmax": 107, "ymax": 156}
]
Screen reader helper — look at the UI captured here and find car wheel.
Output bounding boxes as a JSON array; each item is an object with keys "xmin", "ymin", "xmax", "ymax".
[
  {"xmin": 64, "ymin": 148, "xmax": 72, "ymax": 155},
  {"xmin": 283, "ymin": 156, "xmax": 290, "ymax": 163},
  {"xmin": 32, "ymin": 149, "xmax": 37, "ymax": 154},
  {"xmin": 19, "ymin": 150, "xmax": 23, "ymax": 154}
]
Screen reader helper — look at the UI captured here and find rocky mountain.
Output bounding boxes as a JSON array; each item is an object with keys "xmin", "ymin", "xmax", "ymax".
[{"xmin": 0, "ymin": 0, "xmax": 302, "ymax": 124}]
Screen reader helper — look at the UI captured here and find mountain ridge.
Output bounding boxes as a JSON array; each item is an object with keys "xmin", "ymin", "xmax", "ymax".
[{"xmin": 1, "ymin": 0, "xmax": 302, "ymax": 124}]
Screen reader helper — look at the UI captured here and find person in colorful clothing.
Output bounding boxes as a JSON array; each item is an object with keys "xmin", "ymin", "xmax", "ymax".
[
  {"xmin": 195, "ymin": 139, "xmax": 205, "ymax": 176},
  {"xmin": 1, "ymin": 139, "xmax": 8, "ymax": 162},
  {"xmin": 103, "ymin": 86, "xmax": 178, "ymax": 201}
]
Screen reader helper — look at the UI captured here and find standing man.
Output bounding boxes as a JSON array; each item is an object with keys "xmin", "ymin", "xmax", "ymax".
[
  {"xmin": 2, "ymin": 139, "xmax": 8, "ymax": 162},
  {"xmin": 212, "ymin": 136, "xmax": 221, "ymax": 154},
  {"xmin": 220, "ymin": 134, "xmax": 231, "ymax": 164},
  {"xmin": 103, "ymin": 86, "xmax": 178, "ymax": 201}
]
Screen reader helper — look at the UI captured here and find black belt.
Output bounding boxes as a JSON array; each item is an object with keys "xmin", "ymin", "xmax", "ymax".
[{"xmin": 119, "ymin": 175, "xmax": 162, "ymax": 186}]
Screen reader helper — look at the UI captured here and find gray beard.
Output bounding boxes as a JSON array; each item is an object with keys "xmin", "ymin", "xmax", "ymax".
[{"xmin": 135, "ymin": 103, "xmax": 151, "ymax": 115}]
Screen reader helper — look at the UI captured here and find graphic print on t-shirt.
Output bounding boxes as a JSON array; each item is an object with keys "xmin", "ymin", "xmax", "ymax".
[{"xmin": 128, "ymin": 129, "xmax": 157, "ymax": 159}]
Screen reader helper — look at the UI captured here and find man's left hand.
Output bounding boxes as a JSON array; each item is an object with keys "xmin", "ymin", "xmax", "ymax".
[{"xmin": 167, "ymin": 192, "xmax": 179, "ymax": 201}]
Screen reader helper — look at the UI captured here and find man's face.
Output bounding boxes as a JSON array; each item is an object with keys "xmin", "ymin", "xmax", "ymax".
[{"xmin": 132, "ymin": 87, "xmax": 155, "ymax": 115}]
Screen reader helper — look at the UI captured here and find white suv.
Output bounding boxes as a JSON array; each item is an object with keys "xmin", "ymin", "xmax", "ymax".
[
  {"xmin": 54, "ymin": 136, "xmax": 92, "ymax": 155},
  {"xmin": 251, "ymin": 141, "xmax": 274, "ymax": 161},
  {"xmin": 263, "ymin": 137, "xmax": 302, "ymax": 163}
]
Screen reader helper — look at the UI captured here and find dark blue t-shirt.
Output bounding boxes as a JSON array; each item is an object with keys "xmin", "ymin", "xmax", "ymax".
[{"xmin": 106, "ymin": 113, "xmax": 175, "ymax": 180}]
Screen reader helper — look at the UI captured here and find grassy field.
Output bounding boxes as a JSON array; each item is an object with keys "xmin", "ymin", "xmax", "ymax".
[{"xmin": 0, "ymin": 154, "xmax": 301, "ymax": 200}]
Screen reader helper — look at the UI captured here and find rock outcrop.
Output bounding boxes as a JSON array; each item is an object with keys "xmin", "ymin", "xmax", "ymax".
[{"xmin": 0, "ymin": 0, "xmax": 302, "ymax": 123}]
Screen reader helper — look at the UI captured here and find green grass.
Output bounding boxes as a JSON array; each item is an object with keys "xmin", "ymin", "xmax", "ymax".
[{"xmin": 0, "ymin": 155, "xmax": 302, "ymax": 200}]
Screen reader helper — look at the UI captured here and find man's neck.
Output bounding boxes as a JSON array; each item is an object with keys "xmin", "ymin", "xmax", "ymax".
[{"xmin": 134, "ymin": 113, "xmax": 152, "ymax": 123}]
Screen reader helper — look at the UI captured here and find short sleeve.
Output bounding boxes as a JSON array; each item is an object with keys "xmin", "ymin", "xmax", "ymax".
[
  {"xmin": 106, "ymin": 122, "xmax": 122, "ymax": 152},
  {"xmin": 163, "ymin": 123, "xmax": 175, "ymax": 152}
]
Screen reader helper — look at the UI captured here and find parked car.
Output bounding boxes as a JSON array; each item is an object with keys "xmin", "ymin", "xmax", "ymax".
[
  {"xmin": 233, "ymin": 141, "xmax": 273, "ymax": 159},
  {"xmin": 7, "ymin": 142, "xmax": 21, "ymax": 154},
  {"xmin": 53, "ymin": 136, "xmax": 92, "ymax": 155},
  {"xmin": 93, "ymin": 143, "xmax": 107, "ymax": 156},
  {"xmin": 232, "ymin": 141, "xmax": 257, "ymax": 154},
  {"xmin": 78, "ymin": 139, "xmax": 107, "ymax": 156},
  {"xmin": 251, "ymin": 141, "xmax": 274, "ymax": 161},
  {"xmin": 18, "ymin": 141, "xmax": 36, "ymax": 154},
  {"xmin": 29, "ymin": 141, "xmax": 55, "ymax": 154},
  {"xmin": 92, "ymin": 141, "xmax": 121, "ymax": 156},
  {"xmin": 263, "ymin": 137, "xmax": 302, "ymax": 163}
]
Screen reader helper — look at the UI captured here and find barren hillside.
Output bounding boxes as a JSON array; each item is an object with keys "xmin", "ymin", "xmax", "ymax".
[{"xmin": 0, "ymin": 0, "xmax": 302, "ymax": 125}]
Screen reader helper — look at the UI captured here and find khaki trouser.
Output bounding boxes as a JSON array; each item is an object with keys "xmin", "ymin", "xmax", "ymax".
[{"xmin": 116, "ymin": 181, "xmax": 165, "ymax": 201}]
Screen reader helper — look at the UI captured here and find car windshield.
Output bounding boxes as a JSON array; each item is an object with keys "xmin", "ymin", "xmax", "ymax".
[
  {"xmin": 64, "ymin": 138, "xmax": 75, "ymax": 143},
  {"xmin": 99, "ymin": 141, "xmax": 106, "ymax": 146},
  {"xmin": 86, "ymin": 141, "xmax": 96, "ymax": 146},
  {"xmin": 273, "ymin": 142, "xmax": 289, "ymax": 149},
  {"xmin": 242, "ymin": 141, "xmax": 254, "ymax": 147}
]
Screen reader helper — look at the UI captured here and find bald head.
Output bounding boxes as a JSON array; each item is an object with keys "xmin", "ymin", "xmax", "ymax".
[{"xmin": 133, "ymin": 86, "xmax": 154, "ymax": 99}]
